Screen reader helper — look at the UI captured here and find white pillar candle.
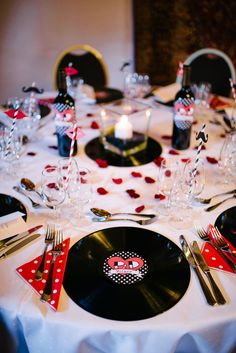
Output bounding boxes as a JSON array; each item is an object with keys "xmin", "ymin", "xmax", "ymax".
[{"xmin": 114, "ymin": 115, "xmax": 133, "ymax": 139}]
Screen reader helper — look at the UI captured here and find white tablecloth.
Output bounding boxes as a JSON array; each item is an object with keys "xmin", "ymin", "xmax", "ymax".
[{"xmin": 0, "ymin": 98, "xmax": 236, "ymax": 353}]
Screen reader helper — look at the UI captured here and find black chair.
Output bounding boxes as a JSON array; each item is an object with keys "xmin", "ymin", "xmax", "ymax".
[
  {"xmin": 184, "ymin": 48, "xmax": 236, "ymax": 97},
  {"xmin": 53, "ymin": 44, "xmax": 109, "ymax": 90}
]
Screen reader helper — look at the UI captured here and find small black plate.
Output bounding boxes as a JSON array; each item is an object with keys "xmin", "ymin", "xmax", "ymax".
[
  {"xmin": 215, "ymin": 207, "xmax": 236, "ymax": 247},
  {"xmin": 95, "ymin": 87, "xmax": 123, "ymax": 103},
  {"xmin": 63, "ymin": 227, "xmax": 190, "ymax": 321},
  {"xmin": 85, "ymin": 137, "xmax": 162, "ymax": 167}
]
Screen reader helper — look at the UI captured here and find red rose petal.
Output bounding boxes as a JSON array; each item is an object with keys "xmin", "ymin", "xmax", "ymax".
[
  {"xmin": 165, "ymin": 170, "xmax": 171, "ymax": 177},
  {"xmin": 97, "ymin": 187, "xmax": 108, "ymax": 195},
  {"xmin": 47, "ymin": 182, "xmax": 58, "ymax": 189},
  {"xmin": 135, "ymin": 205, "xmax": 145, "ymax": 213},
  {"xmin": 206, "ymin": 156, "xmax": 218, "ymax": 164},
  {"xmin": 96, "ymin": 158, "xmax": 108, "ymax": 168},
  {"xmin": 90, "ymin": 121, "xmax": 99, "ymax": 129},
  {"xmin": 220, "ymin": 134, "xmax": 226, "ymax": 138},
  {"xmin": 181, "ymin": 158, "xmax": 191, "ymax": 163},
  {"xmin": 27, "ymin": 152, "xmax": 36, "ymax": 156},
  {"xmin": 168, "ymin": 149, "xmax": 180, "ymax": 155},
  {"xmin": 153, "ymin": 156, "xmax": 165, "ymax": 167},
  {"xmin": 194, "ymin": 144, "xmax": 206, "ymax": 150},
  {"xmin": 48, "ymin": 145, "xmax": 58, "ymax": 150},
  {"xmin": 131, "ymin": 171, "xmax": 142, "ymax": 178},
  {"xmin": 161, "ymin": 135, "xmax": 171, "ymax": 140},
  {"xmin": 154, "ymin": 193, "xmax": 166, "ymax": 200},
  {"xmin": 126, "ymin": 189, "xmax": 140, "ymax": 199},
  {"xmin": 144, "ymin": 176, "xmax": 156, "ymax": 184},
  {"xmin": 86, "ymin": 113, "xmax": 94, "ymax": 117},
  {"xmin": 112, "ymin": 178, "xmax": 123, "ymax": 184}
]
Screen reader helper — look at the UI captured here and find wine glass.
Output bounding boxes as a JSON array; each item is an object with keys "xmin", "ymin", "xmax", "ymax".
[
  {"xmin": 218, "ymin": 132, "xmax": 236, "ymax": 184},
  {"xmin": 41, "ymin": 166, "xmax": 66, "ymax": 223},
  {"xmin": 156, "ymin": 159, "xmax": 180, "ymax": 217},
  {"xmin": 124, "ymin": 73, "xmax": 150, "ymax": 99}
]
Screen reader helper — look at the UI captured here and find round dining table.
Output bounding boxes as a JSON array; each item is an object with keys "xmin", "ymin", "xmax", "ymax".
[{"xmin": 0, "ymin": 94, "xmax": 236, "ymax": 353}]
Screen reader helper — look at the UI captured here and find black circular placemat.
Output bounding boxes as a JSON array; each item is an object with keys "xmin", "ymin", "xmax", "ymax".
[
  {"xmin": 85, "ymin": 137, "xmax": 162, "ymax": 167},
  {"xmin": 63, "ymin": 227, "xmax": 190, "ymax": 321},
  {"xmin": 215, "ymin": 206, "xmax": 236, "ymax": 247}
]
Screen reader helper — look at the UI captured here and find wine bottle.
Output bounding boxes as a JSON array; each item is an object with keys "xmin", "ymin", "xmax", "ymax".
[
  {"xmin": 172, "ymin": 64, "xmax": 195, "ymax": 150},
  {"xmin": 54, "ymin": 69, "xmax": 78, "ymax": 157}
]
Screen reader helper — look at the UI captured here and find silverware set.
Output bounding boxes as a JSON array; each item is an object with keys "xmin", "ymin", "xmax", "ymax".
[
  {"xmin": 193, "ymin": 188, "xmax": 236, "ymax": 211},
  {"xmin": 180, "ymin": 235, "xmax": 227, "ymax": 306},
  {"xmin": 35, "ymin": 224, "xmax": 55, "ymax": 280}
]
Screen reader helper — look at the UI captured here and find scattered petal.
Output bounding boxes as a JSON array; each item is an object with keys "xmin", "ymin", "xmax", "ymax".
[
  {"xmin": 220, "ymin": 133, "xmax": 226, "ymax": 138},
  {"xmin": 97, "ymin": 187, "xmax": 108, "ymax": 195},
  {"xmin": 168, "ymin": 149, "xmax": 180, "ymax": 155},
  {"xmin": 47, "ymin": 182, "xmax": 58, "ymax": 190},
  {"xmin": 131, "ymin": 171, "xmax": 142, "ymax": 178},
  {"xmin": 153, "ymin": 156, "xmax": 165, "ymax": 167},
  {"xmin": 27, "ymin": 152, "xmax": 36, "ymax": 156},
  {"xmin": 96, "ymin": 158, "xmax": 108, "ymax": 168},
  {"xmin": 181, "ymin": 158, "xmax": 191, "ymax": 163},
  {"xmin": 144, "ymin": 176, "xmax": 156, "ymax": 183},
  {"xmin": 161, "ymin": 135, "xmax": 171, "ymax": 140},
  {"xmin": 135, "ymin": 205, "xmax": 145, "ymax": 213},
  {"xmin": 48, "ymin": 145, "xmax": 58, "ymax": 150},
  {"xmin": 90, "ymin": 121, "xmax": 99, "ymax": 129},
  {"xmin": 154, "ymin": 193, "xmax": 166, "ymax": 200},
  {"xmin": 112, "ymin": 178, "xmax": 123, "ymax": 184},
  {"xmin": 206, "ymin": 156, "xmax": 218, "ymax": 164},
  {"xmin": 86, "ymin": 113, "xmax": 94, "ymax": 117},
  {"xmin": 165, "ymin": 170, "xmax": 171, "ymax": 177},
  {"xmin": 126, "ymin": 189, "xmax": 140, "ymax": 199},
  {"xmin": 192, "ymin": 120, "xmax": 198, "ymax": 125},
  {"xmin": 194, "ymin": 144, "xmax": 206, "ymax": 150}
]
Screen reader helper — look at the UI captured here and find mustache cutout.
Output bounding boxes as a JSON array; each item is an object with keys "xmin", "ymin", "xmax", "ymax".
[{"xmin": 22, "ymin": 86, "xmax": 44, "ymax": 94}]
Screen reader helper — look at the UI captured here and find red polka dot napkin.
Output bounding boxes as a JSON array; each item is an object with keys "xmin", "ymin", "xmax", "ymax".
[
  {"xmin": 201, "ymin": 225, "xmax": 236, "ymax": 274},
  {"xmin": 16, "ymin": 238, "xmax": 70, "ymax": 311}
]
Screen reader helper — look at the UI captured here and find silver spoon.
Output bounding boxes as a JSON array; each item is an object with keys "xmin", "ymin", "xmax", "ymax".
[
  {"xmin": 13, "ymin": 186, "xmax": 41, "ymax": 208},
  {"xmin": 90, "ymin": 207, "xmax": 156, "ymax": 219},
  {"xmin": 20, "ymin": 178, "xmax": 43, "ymax": 199}
]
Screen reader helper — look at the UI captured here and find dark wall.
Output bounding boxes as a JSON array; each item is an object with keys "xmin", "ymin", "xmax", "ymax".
[{"xmin": 133, "ymin": 0, "xmax": 236, "ymax": 86}]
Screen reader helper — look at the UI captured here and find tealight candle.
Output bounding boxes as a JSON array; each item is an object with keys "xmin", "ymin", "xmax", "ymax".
[{"xmin": 114, "ymin": 115, "xmax": 133, "ymax": 139}]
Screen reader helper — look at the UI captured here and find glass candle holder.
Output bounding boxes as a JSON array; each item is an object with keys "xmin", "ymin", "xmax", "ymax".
[{"xmin": 100, "ymin": 98, "xmax": 151, "ymax": 157}]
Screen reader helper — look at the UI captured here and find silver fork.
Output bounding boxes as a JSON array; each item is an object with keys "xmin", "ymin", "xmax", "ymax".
[
  {"xmin": 195, "ymin": 225, "xmax": 236, "ymax": 272},
  {"xmin": 194, "ymin": 188, "xmax": 236, "ymax": 204},
  {"xmin": 92, "ymin": 216, "xmax": 158, "ymax": 225},
  {"xmin": 211, "ymin": 227, "xmax": 236, "ymax": 260},
  {"xmin": 40, "ymin": 230, "xmax": 63, "ymax": 302},
  {"xmin": 35, "ymin": 225, "xmax": 55, "ymax": 280}
]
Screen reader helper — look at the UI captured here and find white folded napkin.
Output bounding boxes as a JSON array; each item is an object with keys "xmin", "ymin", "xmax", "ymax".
[
  {"xmin": 153, "ymin": 82, "xmax": 181, "ymax": 103},
  {"xmin": 0, "ymin": 212, "xmax": 27, "ymax": 241}
]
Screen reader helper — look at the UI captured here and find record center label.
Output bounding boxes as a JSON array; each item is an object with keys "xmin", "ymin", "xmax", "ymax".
[{"xmin": 103, "ymin": 251, "xmax": 148, "ymax": 285}]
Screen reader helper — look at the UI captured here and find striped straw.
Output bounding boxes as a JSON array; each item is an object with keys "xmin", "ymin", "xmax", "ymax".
[
  {"xmin": 176, "ymin": 61, "xmax": 184, "ymax": 84},
  {"xmin": 28, "ymin": 82, "xmax": 36, "ymax": 117},
  {"xmin": 66, "ymin": 122, "xmax": 78, "ymax": 184},
  {"xmin": 5, "ymin": 107, "xmax": 19, "ymax": 157},
  {"xmin": 229, "ymin": 78, "xmax": 236, "ymax": 127}
]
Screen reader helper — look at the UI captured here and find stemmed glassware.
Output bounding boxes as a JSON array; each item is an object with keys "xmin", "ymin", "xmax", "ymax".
[
  {"xmin": 218, "ymin": 132, "xmax": 236, "ymax": 184},
  {"xmin": 41, "ymin": 165, "xmax": 66, "ymax": 222},
  {"xmin": 124, "ymin": 73, "xmax": 150, "ymax": 99},
  {"xmin": 182, "ymin": 159, "xmax": 205, "ymax": 205}
]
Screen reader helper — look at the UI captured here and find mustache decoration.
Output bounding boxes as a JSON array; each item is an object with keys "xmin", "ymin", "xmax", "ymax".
[
  {"xmin": 22, "ymin": 85, "xmax": 44, "ymax": 94},
  {"xmin": 196, "ymin": 129, "xmax": 208, "ymax": 143}
]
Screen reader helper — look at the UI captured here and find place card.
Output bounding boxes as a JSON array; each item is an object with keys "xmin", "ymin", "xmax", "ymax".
[{"xmin": 0, "ymin": 212, "xmax": 26, "ymax": 241}]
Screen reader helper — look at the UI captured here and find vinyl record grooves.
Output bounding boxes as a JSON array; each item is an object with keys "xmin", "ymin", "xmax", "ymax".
[
  {"xmin": 63, "ymin": 227, "xmax": 190, "ymax": 321},
  {"xmin": 215, "ymin": 206, "xmax": 236, "ymax": 247}
]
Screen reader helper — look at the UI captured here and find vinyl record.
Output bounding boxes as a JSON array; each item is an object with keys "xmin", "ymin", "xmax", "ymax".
[
  {"xmin": 215, "ymin": 206, "xmax": 236, "ymax": 247},
  {"xmin": 63, "ymin": 227, "xmax": 190, "ymax": 321},
  {"xmin": 85, "ymin": 137, "xmax": 162, "ymax": 167}
]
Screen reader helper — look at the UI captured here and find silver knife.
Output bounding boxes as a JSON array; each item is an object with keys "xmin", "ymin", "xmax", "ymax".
[
  {"xmin": 191, "ymin": 241, "xmax": 226, "ymax": 305},
  {"xmin": 0, "ymin": 233, "xmax": 41, "ymax": 259},
  {"xmin": 179, "ymin": 235, "xmax": 217, "ymax": 306},
  {"xmin": 0, "ymin": 225, "xmax": 43, "ymax": 249}
]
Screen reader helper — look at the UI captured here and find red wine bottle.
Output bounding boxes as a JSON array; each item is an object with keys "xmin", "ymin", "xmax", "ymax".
[
  {"xmin": 54, "ymin": 69, "xmax": 77, "ymax": 157},
  {"xmin": 172, "ymin": 65, "xmax": 195, "ymax": 150}
]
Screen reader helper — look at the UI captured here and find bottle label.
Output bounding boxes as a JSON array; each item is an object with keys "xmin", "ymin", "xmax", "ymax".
[{"xmin": 174, "ymin": 97, "xmax": 194, "ymax": 130}]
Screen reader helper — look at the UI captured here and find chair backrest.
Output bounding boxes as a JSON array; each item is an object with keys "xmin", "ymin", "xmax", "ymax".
[
  {"xmin": 184, "ymin": 48, "xmax": 236, "ymax": 97},
  {"xmin": 53, "ymin": 44, "xmax": 109, "ymax": 90}
]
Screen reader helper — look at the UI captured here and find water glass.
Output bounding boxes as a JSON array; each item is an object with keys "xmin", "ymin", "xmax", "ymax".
[
  {"xmin": 124, "ymin": 73, "xmax": 150, "ymax": 99},
  {"xmin": 218, "ymin": 132, "xmax": 236, "ymax": 183}
]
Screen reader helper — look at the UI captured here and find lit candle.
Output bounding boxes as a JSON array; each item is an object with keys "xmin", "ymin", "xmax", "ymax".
[{"xmin": 114, "ymin": 115, "xmax": 133, "ymax": 139}]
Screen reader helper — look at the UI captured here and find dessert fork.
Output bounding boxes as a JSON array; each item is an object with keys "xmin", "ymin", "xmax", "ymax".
[
  {"xmin": 210, "ymin": 227, "xmax": 236, "ymax": 260},
  {"xmin": 35, "ymin": 224, "xmax": 55, "ymax": 280},
  {"xmin": 40, "ymin": 230, "xmax": 63, "ymax": 302},
  {"xmin": 195, "ymin": 225, "xmax": 236, "ymax": 272}
]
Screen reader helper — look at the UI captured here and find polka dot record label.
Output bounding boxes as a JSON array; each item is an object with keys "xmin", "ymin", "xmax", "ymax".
[{"xmin": 103, "ymin": 251, "xmax": 148, "ymax": 285}]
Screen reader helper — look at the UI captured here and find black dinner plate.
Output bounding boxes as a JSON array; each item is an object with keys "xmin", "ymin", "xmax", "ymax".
[
  {"xmin": 95, "ymin": 87, "xmax": 123, "ymax": 103},
  {"xmin": 63, "ymin": 227, "xmax": 190, "ymax": 321},
  {"xmin": 215, "ymin": 207, "xmax": 236, "ymax": 247}
]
